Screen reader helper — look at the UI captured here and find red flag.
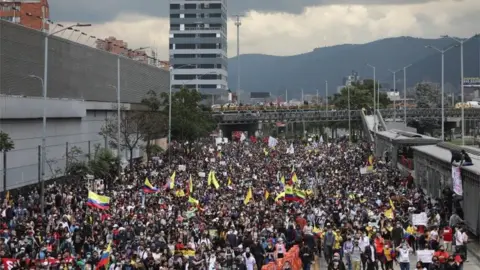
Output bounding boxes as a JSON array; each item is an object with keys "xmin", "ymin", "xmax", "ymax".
[
  {"xmin": 2, "ymin": 258, "xmax": 18, "ymax": 270},
  {"xmin": 250, "ymin": 136, "xmax": 257, "ymax": 143}
]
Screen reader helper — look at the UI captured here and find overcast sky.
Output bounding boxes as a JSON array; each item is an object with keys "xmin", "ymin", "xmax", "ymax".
[{"xmin": 50, "ymin": 0, "xmax": 480, "ymax": 59}]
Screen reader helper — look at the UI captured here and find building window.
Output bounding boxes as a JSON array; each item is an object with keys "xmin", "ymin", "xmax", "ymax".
[
  {"xmin": 170, "ymin": 14, "xmax": 180, "ymax": 18},
  {"xmin": 174, "ymin": 33, "xmax": 196, "ymax": 38},
  {"xmin": 198, "ymin": 43, "xmax": 217, "ymax": 49},
  {"xmin": 176, "ymin": 44, "xmax": 196, "ymax": 50},
  {"xmin": 209, "ymin": 3, "xmax": 222, "ymax": 9},
  {"xmin": 210, "ymin": 13, "xmax": 222, "ymax": 18},
  {"xmin": 173, "ymin": 54, "xmax": 195, "ymax": 59},
  {"xmin": 185, "ymin": 13, "xmax": 196, "ymax": 18},
  {"xmin": 174, "ymin": 64, "xmax": 197, "ymax": 69},
  {"xmin": 200, "ymin": 74, "xmax": 220, "ymax": 80},
  {"xmin": 198, "ymin": 54, "xmax": 217, "ymax": 58},
  {"xmin": 199, "ymin": 33, "xmax": 216, "ymax": 38},
  {"xmin": 184, "ymin": 4, "xmax": 197, "ymax": 9},
  {"xmin": 199, "ymin": 64, "xmax": 215, "ymax": 69},
  {"xmin": 170, "ymin": 4, "xmax": 180, "ymax": 9},
  {"xmin": 174, "ymin": 74, "xmax": 196, "ymax": 80}
]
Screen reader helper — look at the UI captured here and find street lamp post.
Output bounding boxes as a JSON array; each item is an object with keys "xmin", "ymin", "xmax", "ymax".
[
  {"xmin": 325, "ymin": 81, "xmax": 328, "ymax": 113},
  {"xmin": 366, "ymin": 64, "xmax": 376, "ymax": 129},
  {"xmin": 443, "ymin": 34, "xmax": 479, "ymax": 145},
  {"xmin": 426, "ymin": 45, "xmax": 457, "ymax": 141},
  {"xmin": 388, "ymin": 69, "xmax": 402, "ymax": 122},
  {"xmin": 38, "ymin": 23, "xmax": 90, "ymax": 216},
  {"xmin": 348, "ymin": 86, "xmax": 351, "ymax": 142},
  {"xmin": 402, "ymin": 64, "xmax": 412, "ymax": 127}
]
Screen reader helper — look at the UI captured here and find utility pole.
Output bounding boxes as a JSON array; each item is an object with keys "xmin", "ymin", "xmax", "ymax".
[{"xmin": 234, "ymin": 15, "xmax": 242, "ymax": 103}]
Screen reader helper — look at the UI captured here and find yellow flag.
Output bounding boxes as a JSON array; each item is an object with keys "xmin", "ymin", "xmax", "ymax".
[
  {"xmin": 265, "ymin": 190, "xmax": 270, "ymax": 200},
  {"xmin": 263, "ymin": 148, "xmax": 268, "ymax": 156},
  {"xmin": 189, "ymin": 175, "xmax": 193, "ymax": 193},
  {"xmin": 169, "ymin": 171, "xmax": 176, "ymax": 189},
  {"xmin": 227, "ymin": 177, "xmax": 232, "ymax": 186},
  {"xmin": 275, "ymin": 192, "xmax": 285, "ymax": 201},
  {"xmin": 188, "ymin": 196, "xmax": 199, "ymax": 205},
  {"xmin": 384, "ymin": 209, "xmax": 394, "ymax": 219},
  {"xmin": 389, "ymin": 199, "xmax": 395, "ymax": 210},
  {"xmin": 176, "ymin": 190, "xmax": 185, "ymax": 197},
  {"xmin": 210, "ymin": 171, "xmax": 220, "ymax": 189},
  {"xmin": 244, "ymin": 187, "xmax": 253, "ymax": 205},
  {"xmin": 208, "ymin": 171, "xmax": 213, "ymax": 186},
  {"xmin": 280, "ymin": 176, "xmax": 285, "ymax": 185},
  {"xmin": 292, "ymin": 173, "xmax": 298, "ymax": 183}
]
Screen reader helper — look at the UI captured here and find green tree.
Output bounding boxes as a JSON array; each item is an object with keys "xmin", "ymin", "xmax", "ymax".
[
  {"xmin": 0, "ymin": 131, "xmax": 14, "ymax": 192},
  {"xmin": 0, "ymin": 131, "xmax": 14, "ymax": 154},
  {"xmin": 332, "ymin": 80, "xmax": 390, "ymax": 110},
  {"xmin": 139, "ymin": 90, "xmax": 167, "ymax": 161},
  {"xmin": 408, "ymin": 82, "xmax": 442, "ymax": 136},
  {"xmin": 161, "ymin": 88, "xmax": 215, "ymax": 145},
  {"xmin": 88, "ymin": 145, "xmax": 117, "ymax": 180}
]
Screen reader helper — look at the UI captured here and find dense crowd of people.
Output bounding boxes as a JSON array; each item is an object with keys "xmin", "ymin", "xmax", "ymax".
[{"xmin": 0, "ymin": 136, "xmax": 471, "ymax": 270}]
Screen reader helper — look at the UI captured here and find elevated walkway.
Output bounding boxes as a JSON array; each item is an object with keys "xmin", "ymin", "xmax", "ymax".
[{"xmin": 360, "ymin": 110, "xmax": 374, "ymax": 143}]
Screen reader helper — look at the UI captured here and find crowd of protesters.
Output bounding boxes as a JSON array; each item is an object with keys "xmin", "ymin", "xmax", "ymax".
[{"xmin": 0, "ymin": 136, "xmax": 472, "ymax": 270}]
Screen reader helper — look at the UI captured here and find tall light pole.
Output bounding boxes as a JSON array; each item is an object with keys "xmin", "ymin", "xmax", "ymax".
[
  {"xmin": 108, "ymin": 84, "xmax": 121, "ymax": 177},
  {"xmin": 366, "ymin": 64, "xmax": 376, "ymax": 129},
  {"xmin": 39, "ymin": 23, "xmax": 90, "ymax": 215},
  {"xmin": 325, "ymin": 80, "xmax": 328, "ymax": 113},
  {"xmin": 348, "ymin": 86, "xmax": 351, "ymax": 141},
  {"xmin": 426, "ymin": 45, "xmax": 457, "ymax": 140},
  {"xmin": 403, "ymin": 64, "xmax": 412, "ymax": 127},
  {"xmin": 443, "ymin": 34, "xmax": 480, "ymax": 145},
  {"xmin": 388, "ymin": 69, "xmax": 402, "ymax": 121},
  {"xmin": 234, "ymin": 15, "xmax": 242, "ymax": 103}
]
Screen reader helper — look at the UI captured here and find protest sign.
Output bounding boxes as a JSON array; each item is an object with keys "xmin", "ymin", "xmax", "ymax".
[
  {"xmin": 452, "ymin": 166, "xmax": 463, "ymax": 196},
  {"xmin": 416, "ymin": 250, "xmax": 434, "ymax": 263},
  {"xmin": 412, "ymin": 212, "xmax": 428, "ymax": 226}
]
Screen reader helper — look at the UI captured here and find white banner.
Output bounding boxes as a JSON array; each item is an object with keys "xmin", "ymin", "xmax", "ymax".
[
  {"xmin": 416, "ymin": 250, "xmax": 434, "ymax": 263},
  {"xmin": 452, "ymin": 166, "xmax": 463, "ymax": 196},
  {"xmin": 412, "ymin": 212, "xmax": 428, "ymax": 226}
]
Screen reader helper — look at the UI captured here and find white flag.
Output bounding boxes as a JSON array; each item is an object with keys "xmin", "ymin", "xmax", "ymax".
[
  {"xmin": 319, "ymin": 135, "xmax": 324, "ymax": 143},
  {"xmin": 268, "ymin": 136, "xmax": 278, "ymax": 148},
  {"xmin": 286, "ymin": 143, "xmax": 295, "ymax": 154},
  {"xmin": 240, "ymin": 133, "xmax": 246, "ymax": 142}
]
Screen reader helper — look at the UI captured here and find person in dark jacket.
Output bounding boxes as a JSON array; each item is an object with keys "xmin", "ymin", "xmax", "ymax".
[
  {"xmin": 328, "ymin": 253, "xmax": 346, "ymax": 270},
  {"xmin": 250, "ymin": 239, "xmax": 265, "ymax": 270},
  {"xmin": 300, "ymin": 243, "xmax": 314, "ymax": 270},
  {"xmin": 391, "ymin": 223, "xmax": 404, "ymax": 248}
]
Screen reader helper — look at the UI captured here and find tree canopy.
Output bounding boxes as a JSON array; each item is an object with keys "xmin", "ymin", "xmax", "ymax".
[
  {"xmin": 408, "ymin": 82, "xmax": 441, "ymax": 135},
  {"xmin": 331, "ymin": 80, "xmax": 391, "ymax": 110},
  {"xmin": 161, "ymin": 88, "xmax": 215, "ymax": 143},
  {"xmin": 0, "ymin": 131, "xmax": 14, "ymax": 153}
]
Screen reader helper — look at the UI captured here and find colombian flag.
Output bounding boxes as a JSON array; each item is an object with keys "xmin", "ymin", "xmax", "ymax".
[
  {"xmin": 96, "ymin": 242, "xmax": 112, "ymax": 270},
  {"xmin": 86, "ymin": 191, "xmax": 110, "ymax": 210},
  {"xmin": 143, "ymin": 178, "xmax": 159, "ymax": 193},
  {"xmin": 285, "ymin": 185, "xmax": 295, "ymax": 201}
]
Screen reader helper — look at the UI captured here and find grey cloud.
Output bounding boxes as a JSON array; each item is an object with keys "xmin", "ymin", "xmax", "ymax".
[{"xmin": 49, "ymin": 0, "xmax": 439, "ymax": 23}]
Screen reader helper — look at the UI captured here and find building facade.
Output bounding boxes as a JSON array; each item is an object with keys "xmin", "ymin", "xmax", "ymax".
[
  {"xmin": 0, "ymin": 20, "xmax": 169, "ymax": 190},
  {"xmin": 169, "ymin": 0, "xmax": 228, "ymax": 95},
  {"xmin": 0, "ymin": 0, "xmax": 49, "ymax": 31}
]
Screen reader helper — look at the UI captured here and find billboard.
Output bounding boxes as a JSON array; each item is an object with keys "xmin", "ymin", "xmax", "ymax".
[{"xmin": 463, "ymin": 77, "xmax": 480, "ymax": 88}]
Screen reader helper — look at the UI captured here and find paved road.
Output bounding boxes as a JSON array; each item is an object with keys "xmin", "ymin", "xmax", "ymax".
[{"xmin": 314, "ymin": 250, "xmax": 480, "ymax": 270}]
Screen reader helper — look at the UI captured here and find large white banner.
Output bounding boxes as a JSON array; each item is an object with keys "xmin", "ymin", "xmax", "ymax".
[
  {"xmin": 452, "ymin": 166, "xmax": 463, "ymax": 196},
  {"xmin": 412, "ymin": 212, "xmax": 428, "ymax": 226},
  {"xmin": 416, "ymin": 250, "xmax": 434, "ymax": 263}
]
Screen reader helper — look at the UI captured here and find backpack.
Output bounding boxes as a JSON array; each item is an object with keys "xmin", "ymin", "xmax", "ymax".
[{"xmin": 324, "ymin": 232, "xmax": 335, "ymax": 246}]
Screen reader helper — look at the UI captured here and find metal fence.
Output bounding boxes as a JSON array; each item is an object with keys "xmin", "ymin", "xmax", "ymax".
[{"xmin": 0, "ymin": 20, "xmax": 169, "ymax": 103}]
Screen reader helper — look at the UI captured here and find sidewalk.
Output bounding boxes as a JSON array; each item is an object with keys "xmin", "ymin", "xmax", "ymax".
[{"xmin": 467, "ymin": 240, "xmax": 480, "ymax": 262}]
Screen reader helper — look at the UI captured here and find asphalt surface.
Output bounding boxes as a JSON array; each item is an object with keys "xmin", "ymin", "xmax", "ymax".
[{"xmin": 314, "ymin": 250, "xmax": 480, "ymax": 270}]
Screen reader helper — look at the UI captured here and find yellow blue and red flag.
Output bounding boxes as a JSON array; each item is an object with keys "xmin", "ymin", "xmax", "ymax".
[
  {"xmin": 86, "ymin": 191, "xmax": 110, "ymax": 210},
  {"xmin": 96, "ymin": 241, "xmax": 112, "ymax": 270},
  {"xmin": 143, "ymin": 178, "xmax": 159, "ymax": 193}
]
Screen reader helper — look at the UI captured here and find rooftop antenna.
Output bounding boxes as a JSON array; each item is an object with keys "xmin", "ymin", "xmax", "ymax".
[{"xmin": 233, "ymin": 14, "xmax": 245, "ymax": 102}]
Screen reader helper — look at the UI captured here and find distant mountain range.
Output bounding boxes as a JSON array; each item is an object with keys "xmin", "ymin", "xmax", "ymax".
[{"xmin": 227, "ymin": 36, "xmax": 480, "ymax": 99}]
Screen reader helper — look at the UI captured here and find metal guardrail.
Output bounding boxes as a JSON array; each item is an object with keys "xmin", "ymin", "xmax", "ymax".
[{"xmin": 213, "ymin": 108, "xmax": 480, "ymax": 124}]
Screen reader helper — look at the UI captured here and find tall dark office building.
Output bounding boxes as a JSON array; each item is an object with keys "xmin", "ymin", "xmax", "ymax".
[{"xmin": 169, "ymin": 0, "xmax": 228, "ymax": 96}]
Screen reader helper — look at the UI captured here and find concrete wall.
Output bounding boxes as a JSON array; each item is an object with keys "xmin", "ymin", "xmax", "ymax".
[
  {"xmin": 0, "ymin": 20, "xmax": 169, "ymax": 103},
  {"xmin": 0, "ymin": 108, "xmax": 142, "ymax": 191}
]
